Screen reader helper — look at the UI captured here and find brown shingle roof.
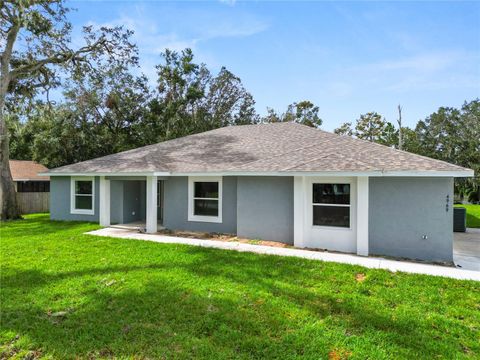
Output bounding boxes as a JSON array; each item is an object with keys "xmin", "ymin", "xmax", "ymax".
[
  {"xmin": 10, "ymin": 160, "xmax": 49, "ymax": 181},
  {"xmin": 48, "ymin": 122, "xmax": 472, "ymax": 175}
]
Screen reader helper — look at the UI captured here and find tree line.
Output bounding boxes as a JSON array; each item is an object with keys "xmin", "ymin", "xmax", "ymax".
[
  {"xmin": 332, "ymin": 102, "xmax": 479, "ymax": 202},
  {"xmin": 6, "ymin": 48, "xmax": 323, "ymax": 169},
  {"xmin": 1, "ymin": 1, "xmax": 478, "ymax": 219}
]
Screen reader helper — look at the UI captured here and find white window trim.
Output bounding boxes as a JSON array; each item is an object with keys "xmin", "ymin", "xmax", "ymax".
[
  {"xmin": 70, "ymin": 176, "xmax": 95, "ymax": 215},
  {"xmin": 312, "ymin": 182, "xmax": 352, "ymax": 230},
  {"xmin": 188, "ymin": 176, "xmax": 222, "ymax": 223}
]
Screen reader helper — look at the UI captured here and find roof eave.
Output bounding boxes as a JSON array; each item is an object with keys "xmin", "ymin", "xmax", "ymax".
[{"xmin": 41, "ymin": 169, "xmax": 475, "ymax": 178}]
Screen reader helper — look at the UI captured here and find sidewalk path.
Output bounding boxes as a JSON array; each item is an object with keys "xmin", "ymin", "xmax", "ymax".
[{"xmin": 87, "ymin": 227, "xmax": 480, "ymax": 281}]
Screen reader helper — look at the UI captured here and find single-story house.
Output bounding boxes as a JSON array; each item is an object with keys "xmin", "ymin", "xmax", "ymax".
[
  {"xmin": 11, "ymin": 160, "xmax": 50, "ymax": 214},
  {"xmin": 44, "ymin": 123, "xmax": 473, "ymax": 262}
]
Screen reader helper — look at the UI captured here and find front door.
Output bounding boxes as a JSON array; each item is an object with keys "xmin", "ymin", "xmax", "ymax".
[{"xmin": 157, "ymin": 180, "xmax": 164, "ymax": 224}]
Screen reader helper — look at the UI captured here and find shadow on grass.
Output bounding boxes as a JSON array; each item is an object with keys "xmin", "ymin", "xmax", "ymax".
[
  {"xmin": 2, "ymin": 245, "xmax": 476, "ymax": 359},
  {"xmin": 1, "ymin": 214, "xmax": 99, "ymax": 238}
]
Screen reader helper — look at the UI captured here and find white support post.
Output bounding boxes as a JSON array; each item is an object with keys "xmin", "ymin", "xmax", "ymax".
[
  {"xmin": 356, "ymin": 176, "xmax": 369, "ymax": 256},
  {"xmin": 146, "ymin": 176, "xmax": 158, "ymax": 233},
  {"xmin": 293, "ymin": 176, "xmax": 306, "ymax": 248},
  {"xmin": 99, "ymin": 176, "xmax": 110, "ymax": 227}
]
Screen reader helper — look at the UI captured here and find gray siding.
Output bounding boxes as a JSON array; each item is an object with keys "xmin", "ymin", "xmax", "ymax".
[
  {"xmin": 163, "ymin": 176, "xmax": 237, "ymax": 234},
  {"xmin": 237, "ymin": 177, "xmax": 294, "ymax": 244},
  {"xmin": 369, "ymin": 177, "xmax": 453, "ymax": 262},
  {"xmin": 50, "ymin": 176, "xmax": 100, "ymax": 222}
]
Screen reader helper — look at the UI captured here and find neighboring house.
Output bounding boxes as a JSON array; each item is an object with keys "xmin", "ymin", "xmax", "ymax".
[
  {"xmin": 10, "ymin": 160, "xmax": 50, "ymax": 214},
  {"xmin": 44, "ymin": 123, "xmax": 473, "ymax": 262}
]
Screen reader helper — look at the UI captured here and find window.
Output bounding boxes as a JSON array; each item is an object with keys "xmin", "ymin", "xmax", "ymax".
[
  {"xmin": 71, "ymin": 177, "xmax": 95, "ymax": 215},
  {"xmin": 312, "ymin": 183, "xmax": 350, "ymax": 228},
  {"xmin": 188, "ymin": 176, "xmax": 222, "ymax": 223},
  {"xmin": 17, "ymin": 181, "xmax": 50, "ymax": 193}
]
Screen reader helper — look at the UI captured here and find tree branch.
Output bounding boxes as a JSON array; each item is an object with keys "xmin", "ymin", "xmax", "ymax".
[{"xmin": 9, "ymin": 36, "xmax": 108, "ymax": 80}]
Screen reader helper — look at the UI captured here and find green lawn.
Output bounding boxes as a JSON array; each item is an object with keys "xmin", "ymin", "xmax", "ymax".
[
  {"xmin": 455, "ymin": 204, "xmax": 480, "ymax": 228},
  {"xmin": 1, "ymin": 215, "xmax": 479, "ymax": 359}
]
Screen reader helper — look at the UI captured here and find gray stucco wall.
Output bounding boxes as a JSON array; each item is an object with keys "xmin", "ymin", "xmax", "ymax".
[
  {"xmin": 110, "ymin": 180, "xmax": 123, "ymax": 224},
  {"xmin": 237, "ymin": 177, "xmax": 294, "ymax": 244},
  {"xmin": 122, "ymin": 180, "xmax": 145, "ymax": 223},
  {"xmin": 163, "ymin": 176, "xmax": 237, "ymax": 234},
  {"xmin": 50, "ymin": 176, "xmax": 100, "ymax": 222},
  {"xmin": 369, "ymin": 177, "xmax": 453, "ymax": 262},
  {"xmin": 109, "ymin": 180, "xmax": 146, "ymax": 224}
]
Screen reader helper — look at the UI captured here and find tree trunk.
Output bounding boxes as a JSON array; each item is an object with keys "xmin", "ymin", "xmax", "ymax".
[
  {"xmin": 397, "ymin": 105, "xmax": 403, "ymax": 150},
  {"xmin": 0, "ymin": 124, "xmax": 20, "ymax": 220},
  {"xmin": 0, "ymin": 23, "xmax": 21, "ymax": 220},
  {"xmin": 0, "ymin": 100, "xmax": 21, "ymax": 220}
]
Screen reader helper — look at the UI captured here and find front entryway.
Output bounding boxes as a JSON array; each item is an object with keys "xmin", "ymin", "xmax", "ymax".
[{"xmin": 109, "ymin": 179, "xmax": 146, "ymax": 226}]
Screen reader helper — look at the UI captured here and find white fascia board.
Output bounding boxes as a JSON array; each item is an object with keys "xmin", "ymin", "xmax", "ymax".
[
  {"xmin": 43, "ymin": 172, "xmax": 169, "ymax": 177},
  {"xmin": 42, "ymin": 169, "xmax": 474, "ymax": 178},
  {"xmin": 170, "ymin": 171, "xmax": 383, "ymax": 177},
  {"xmin": 381, "ymin": 170, "xmax": 475, "ymax": 178},
  {"xmin": 167, "ymin": 170, "xmax": 474, "ymax": 177}
]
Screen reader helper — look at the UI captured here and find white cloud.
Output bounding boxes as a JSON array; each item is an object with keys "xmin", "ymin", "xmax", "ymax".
[
  {"xmin": 370, "ymin": 51, "xmax": 465, "ymax": 73},
  {"xmin": 85, "ymin": 4, "xmax": 268, "ymax": 55},
  {"xmin": 83, "ymin": 3, "xmax": 268, "ymax": 86},
  {"xmin": 339, "ymin": 50, "xmax": 480, "ymax": 92},
  {"xmin": 218, "ymin": 0, "xmax": 237, "ymax": 6}
]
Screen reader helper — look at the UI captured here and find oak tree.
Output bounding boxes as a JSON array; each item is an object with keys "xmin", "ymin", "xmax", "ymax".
[{"xmin": 0, "ymin": 0, "xmax": 135, "ymax": 219}]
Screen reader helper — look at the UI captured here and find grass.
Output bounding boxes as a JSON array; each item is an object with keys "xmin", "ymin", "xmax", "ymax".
[
  {"xmin": 1, "ymin": 214, "xmax": 479, "ymax": 359},
  {"xmin": 454, "ymin": 204, "xmax": 480, "ymax": 228}
]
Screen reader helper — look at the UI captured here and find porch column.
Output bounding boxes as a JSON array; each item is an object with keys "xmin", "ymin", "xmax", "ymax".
[
  {"xmin": 356, "ymin": 176, "xmax": 369, "ymax": 256},
  {"xmin": 146, "ymin": 176, "xmax": 158, "ymax": 233},
  {"xmin": 293, "ymin": 176, "xmax": 306, "ymax": 247},
  {"xmin": 99, "ymin": 176, "xmax": 110, "ymax": 227}
]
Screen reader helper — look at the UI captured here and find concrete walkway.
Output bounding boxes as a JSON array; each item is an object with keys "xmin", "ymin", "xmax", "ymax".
[
  {"xmin": 87, "ymin": 227, "xmax": 480, "ymax": 282},
  {"xmin": 454, "ymin": 228, "xmax": 480, "ymax": 271}
]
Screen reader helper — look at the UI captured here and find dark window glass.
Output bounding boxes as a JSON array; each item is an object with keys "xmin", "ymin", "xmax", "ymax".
[
  {"xmin": 194, "ymin": 199, "xmax": 218, "ymax": 216},
  {"xmin": 313, "ymin": 183, "xmax": 350, "ymax": 205},
  {"xmin": 75, "ymin": 196, "xmax": 93, "ymax": 210},
  {"xmin": 17, "ymin": 181, "xmax": 50, "ymax": 193},
  {"xmin": 76, "ymin": 181, "xmax": 93, "ymax": 195},
  {"xmin": 313, "ymin": 205, "xmax": 350, "ymax": 228},
  {"xmin": 194, "ymin": 182, "xmax": 218, "ymax": 198}
]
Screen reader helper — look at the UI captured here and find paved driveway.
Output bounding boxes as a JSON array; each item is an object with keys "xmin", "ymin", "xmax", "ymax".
[{"xmin": 454, "ymin": 228, "xmax": 480, "ymax": 271}]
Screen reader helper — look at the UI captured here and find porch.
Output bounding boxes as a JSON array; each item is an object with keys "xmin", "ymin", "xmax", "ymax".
[
  {"xmin": 99, "ymin": 176, "xmax": 165, "ymax": 233},
  {"xmin": 110, "ymin": 220, "xmax": 165, "ymax": 231}
]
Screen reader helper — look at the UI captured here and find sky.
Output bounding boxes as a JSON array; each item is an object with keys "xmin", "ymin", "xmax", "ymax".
[{"xmin": 68, "ymin": 0, "xmax": 480, "ymax": 131}]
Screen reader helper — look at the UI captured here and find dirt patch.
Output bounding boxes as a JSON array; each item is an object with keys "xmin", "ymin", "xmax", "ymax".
[
  {"xmin": 155, "ymin": 229, "xmax": 454, "ymax": 267},
  {"xmin": 156, "ymin": 229, "xmax": 291, "ymax": 248}
]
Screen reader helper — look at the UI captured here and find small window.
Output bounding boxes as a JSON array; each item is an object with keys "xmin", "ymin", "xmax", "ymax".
[
  {"xmin": 71, "ymin": 177, "xmax": 95, "ymax": 215},
  {"xmin": 188, "ymin": 177, "xmax": 222, "ymax": 223},
  {"xmin": 312, "ymin": 183, "xmax": 350, "ymax": 228}
]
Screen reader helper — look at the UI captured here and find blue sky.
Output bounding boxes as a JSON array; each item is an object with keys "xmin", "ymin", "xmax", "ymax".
[{"xmin": 69, "ymin": 1, "xmax": 480, "ymax": 131}]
